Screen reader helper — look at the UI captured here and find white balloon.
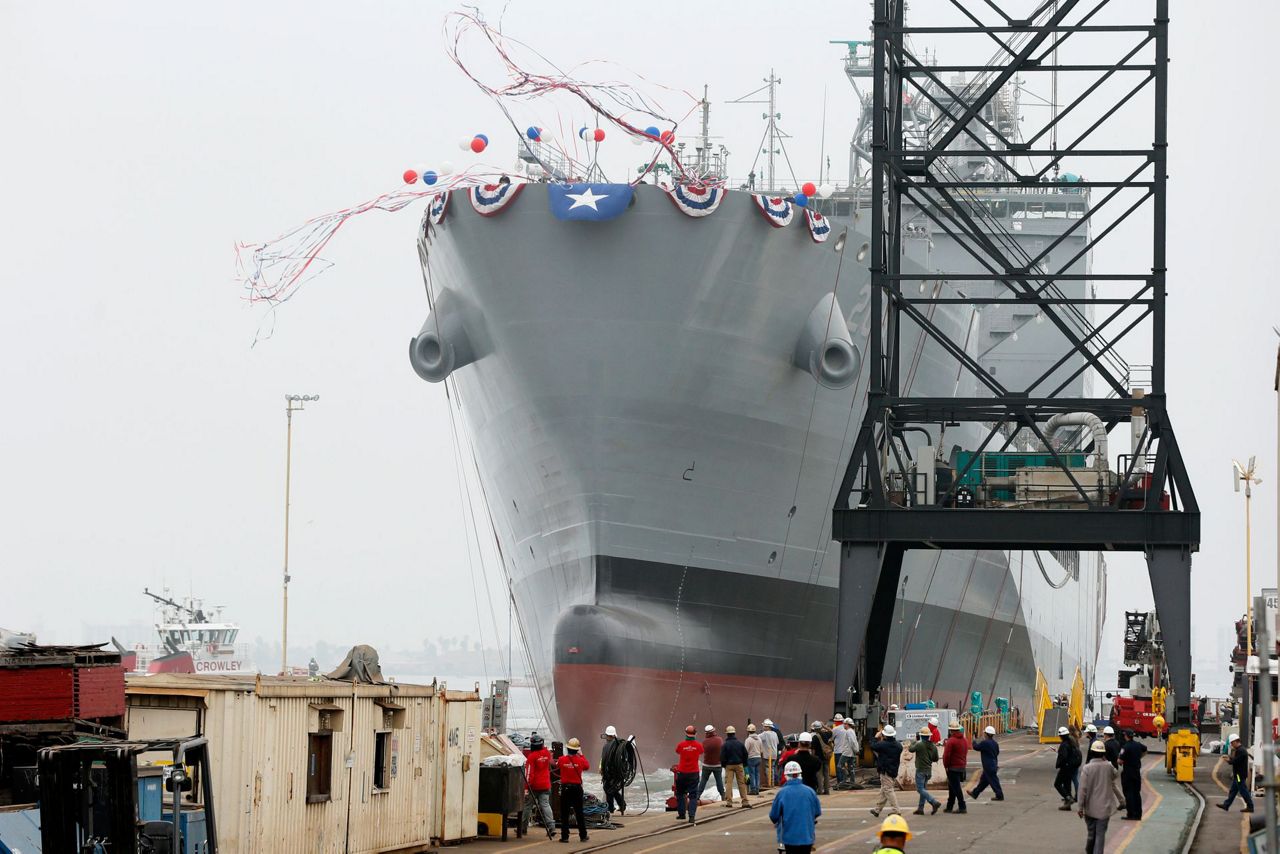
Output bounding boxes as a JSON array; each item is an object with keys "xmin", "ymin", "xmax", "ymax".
[
  {"xmin": 458, "ymin": 137, "xmax": 473, "ymax": 151},
  {"xmin": 818, "ymin": 183, "xmax": 835, "ymax": 199},
  {"xmin": 439, "ymin": 160, "xmax": 455, "ymax": 175}
]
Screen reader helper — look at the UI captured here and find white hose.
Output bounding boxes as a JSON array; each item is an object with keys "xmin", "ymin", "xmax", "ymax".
[{"xmin": 1044, "ymin": 412, "xmax": 1108, "ymax": 470}]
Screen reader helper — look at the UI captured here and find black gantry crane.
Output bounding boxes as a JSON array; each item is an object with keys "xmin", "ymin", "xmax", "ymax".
[{"xmin": 832, "ymin": 0, "xmax": 1199, "ymax": 725}]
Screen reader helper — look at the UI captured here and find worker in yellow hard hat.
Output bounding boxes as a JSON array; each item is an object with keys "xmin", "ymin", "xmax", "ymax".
[{"xmin": 873, "ymin": 814, "xmax": 912, "ymax": 853}]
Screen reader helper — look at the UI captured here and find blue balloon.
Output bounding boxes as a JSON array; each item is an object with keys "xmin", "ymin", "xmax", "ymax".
[
  {"xmin": 579, "ymin": 126, "xmax": 589, "ymax": 140},
  {"xmin": 423, "ymin": 170, "xmax": 438, "ymax": 186},
  {"xmin": 474, "ymin": 133, "xmax": 489, "ymax": 145},
  {"xmin": 645, "ymin": 125, "xmax": 660, "ymax": 138},
  {"xmin": 526, "ymin": 126, "xmax": 541, "ymax": 140},
  {"xmin": 793, "ymin": 193, "xmax": 809, "ymax": 207}
]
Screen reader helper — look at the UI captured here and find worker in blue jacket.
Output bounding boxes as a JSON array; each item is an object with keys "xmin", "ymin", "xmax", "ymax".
[
  {"xmin": 770, "ymin": 761, "xmax": 822, "ymax": 853},
  {"xmin": 968, "ymin": 725, "xmax": 1004, "ymax": 800}
]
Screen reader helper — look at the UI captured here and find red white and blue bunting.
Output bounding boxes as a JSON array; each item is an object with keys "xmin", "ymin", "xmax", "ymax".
[
  {"xmin": 805, "ymin": 209, "xmax": 831, "ymax": 243},
  {"xmin": 428, "ymin": 191, "xmax": 451, "ymax": 225},
  {"xmin": 664, "ymin": 184, "xmax": 726, "ymax": 218},
  {"xmin": 469, "ymin": 182, "xmax": 525, "ymax": 217},
  {"xmin": 751, "ymin": 195, "xmax": 794, "ymax": 228}
]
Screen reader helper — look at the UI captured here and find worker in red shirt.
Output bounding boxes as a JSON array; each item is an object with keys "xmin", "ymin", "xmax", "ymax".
[
  {"xmin": 524, "ymin": 733, "xmax": 555, "ymax": 839},
  {"xmin": 927, "ymin": 716, "xmax": 943, "ymax": 744},
  {"xmin": 674, "ymin": 725, "xmax": 705, "ymax": 824},
  {"xmin": 941, "ymin": 721, "xmax": 969, "ymax": 814},
  {"xmin": 556, "ymin": 737, "xmax": 591, "ymax": 843}
]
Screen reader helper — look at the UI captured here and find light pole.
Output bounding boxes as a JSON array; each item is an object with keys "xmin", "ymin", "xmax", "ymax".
[
  {"xmin": 1235, "ymin": 457, "xmax": 1264, "ymax": 659},
  {"xmin": 282, "ymin": 394, "xmax": 319, "ymax": 675}
]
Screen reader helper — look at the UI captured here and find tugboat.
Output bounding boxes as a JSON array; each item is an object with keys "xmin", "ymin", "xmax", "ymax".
[{"xmin": 121, "ymin": 588, "xmax": 256, "ymax": 675}]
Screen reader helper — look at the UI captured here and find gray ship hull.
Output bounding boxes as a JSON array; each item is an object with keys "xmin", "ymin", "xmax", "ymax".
[{"xmin": 414, "ymin": 183, "xmax": 1103, "ymax": 753}]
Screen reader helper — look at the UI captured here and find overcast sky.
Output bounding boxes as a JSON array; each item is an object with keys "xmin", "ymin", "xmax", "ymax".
[{"xmin": 2, "ymin": 1, "xmax": 1277, "ymax": 696}]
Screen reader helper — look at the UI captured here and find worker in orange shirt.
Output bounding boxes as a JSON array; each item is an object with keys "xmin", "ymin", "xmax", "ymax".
[{"xmin": 556, "ymin": 738, "xmax": 591, "ymax": 843}]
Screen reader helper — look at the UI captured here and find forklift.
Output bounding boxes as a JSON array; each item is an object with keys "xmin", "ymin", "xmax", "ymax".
[{"xmin": 38, "ymin": 737, "xmax": 218, "ymax": 853}]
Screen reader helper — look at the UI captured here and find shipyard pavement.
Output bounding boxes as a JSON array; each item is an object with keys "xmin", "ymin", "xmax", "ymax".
[{"xmin": 469, "ymin": 732, "xmax": 1225, "ymax": 853}]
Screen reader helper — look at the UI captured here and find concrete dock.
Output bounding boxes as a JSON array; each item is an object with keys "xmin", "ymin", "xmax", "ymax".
[{"xmin": 470, "ymin": 734, "xmax": 1259, "ymax": 853}]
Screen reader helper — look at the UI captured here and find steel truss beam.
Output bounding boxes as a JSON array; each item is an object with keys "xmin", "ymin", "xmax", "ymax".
[{"xmin": 832, "ymin": 0, "xmax": 1199, "ymax": 725}]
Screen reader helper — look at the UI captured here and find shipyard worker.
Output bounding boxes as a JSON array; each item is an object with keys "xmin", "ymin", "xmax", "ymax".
[
  {"xmin": 794, "ymin": 732, "xmax": 824, "ymax": 792},
  {"xmin": 1054, "ymin": 726, "xmax": 1081, "ymax": 809},
  {"xmin": 1084, "ymin": 723, "xmax": 1098, "ymax": 750},
  {"xmin": 745, "ymin": 723, "xmax": 764, "ymax": 795},
  {"xmin": 927, "ymin": 716, "xmax": 942, "ymax": 744},
  {"xmin": 770, "ymin": 761, "xmax": 822, "ymax": 854},
  {"xmin": 556, "ymin": 738, "xmax": 591, "ymax": 843},
  {"xmin": 941, "ymin": 721, "xmax": 968, "ymax": 814},
  {"xmin": 968, "ymin": 726, "xmax": 1004, "ymax": 801},
  {"xmin": 674, "ymin": 725, "xmax": 704, "ymax": 823},
  {"xmin": 831, "ymin": 715, "xmax": 850, "ymax": 784},
  {"xmin": 809, "ymin": 720, "xmax": 833, "ymax": 794},
  {"xmin": 600, "ymin": 725, "xmax": 628, "ymax": 817},
  {"xmin": 837, "ymin": 718, "xmax": 859, "ymax": 786},
  {"xmin": 720, "ymin": 725, "xmax": 752, "ymax": 808},
  {"xmin": 697, "ymin": 724, "xmax": 726, "ymax": 802},
  {"xmin": 1102, "ymin": 725, "xmax": 1124, "ymax": 810},
  {"xmin": 525, "ymin": 733, "xmax": 556, "ymax": 839},
  {"xmin": 760, "ymin": 718, "xmax": 781, "ymax": 787},
  {"xmin": 868, "ymin": 725, "xmax": 904, "ymax": 818},
  {"xmin": 1119, "ymin": 730, "xmax": 1147, "ymax": 820},
  {"xmin": 873, "ymin": 814, "xmax": 912, "ymax": 854},
  {"xmin": 907, "ymin": 726, "xmax": 941, "ymax": 815},
  {"xmin": 1077, "ymin": 740, "xmax": 1118, "ymax": 853},
  {"xmin": 1218, "ymin": 733, "xmax": 1255, "ymax": 813}
]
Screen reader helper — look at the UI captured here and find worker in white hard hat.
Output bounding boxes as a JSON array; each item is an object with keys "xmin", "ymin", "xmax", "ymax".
[
  {"xmin": 770, "ymin": 760, "xmax": 822, "ymax": 853},
  {"xmin": 556, "ymin": 738, "xmax": 591, "ymax": 842},
  {"xmin": 809, "ymin": 720, "xmax": 833, "ymax": 795},
  {"xmin": 600, "ymin": 725, "xmax": 628, "ymax": 816},
  {"xmin": 869, "ymin": 724, "xmax": 903, "ymax": 818},
  {"xmin": 832, "ymin": 715, "xmax": 855, "ymax": 786},
  {"xmin": 1054, "ymin": 726, "xmax": 1082, "ymax": 810},
  {"xmin": 794, "ymin": 731, "xmax": 823, "ymax": 792},
  {"xmin": 745, "ymin": 723, "xmax": 764, "ymax": 796},
  {"xmin": 1218, "ymin": 733, "xmax": 1255, "ymax": 813},
  {"xmin": 926, "ymin": 716, "xmax": 942, "ymax": 744},
  {"xmin": 697, "ymin": 724, "xmax": 726, "ymax": 802},
  {"xmin": 1078, "ymin": 739, "xmax": 1118, "ymax": 853},
  {"xmin": 759, "ymin": 718, "xmax": 780, "ymax": 789},
  {"xmin": 720, "ymin": 725, "xmax": 752, "ymax": 808},
  {"xmin": 1101, "ymin": 725, "xmax": 1123, "ymax": 810},
  {"xmin": 968, "ymin": 725, "xmax": 1004, "ymax": 801}
]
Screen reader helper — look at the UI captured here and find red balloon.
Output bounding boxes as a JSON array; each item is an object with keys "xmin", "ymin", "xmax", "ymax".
[
  {"xmin": 802, "ymin": 182, "xmax": 817, "ymax": 197},
  {"xmin": 593, "ymin": 128, "xmax": 606, "ymax": 143},
  {"xmin": 660, "ymin": 130, "xmax": 675, "ymax": 144},
  {"xmin": 403, "ymin": 169, "xmax": 419, "ymax": 184},
  {"xmin": 470, "ymin": 137, "xmax": 487, "ymax": 153}
]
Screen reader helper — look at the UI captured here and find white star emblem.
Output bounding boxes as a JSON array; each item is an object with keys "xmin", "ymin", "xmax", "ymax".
[{"xmin": 565, "ymin": 187, "xmax": 609, "ymax": 210}]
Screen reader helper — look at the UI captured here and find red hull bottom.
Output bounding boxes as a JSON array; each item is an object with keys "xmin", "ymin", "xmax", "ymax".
[
  {"xmin": 147, "ymin": 652, "xmax": 195, "ymax": 674},
  {"xmin": 553, "ymin": 662, "xmax": 833, "ymax": 766}
]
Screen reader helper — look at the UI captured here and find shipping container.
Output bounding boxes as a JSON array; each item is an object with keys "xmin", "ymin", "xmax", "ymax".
[{"xmin": 125, "ymin": 674, "xmax": 481, "ymax": 853}]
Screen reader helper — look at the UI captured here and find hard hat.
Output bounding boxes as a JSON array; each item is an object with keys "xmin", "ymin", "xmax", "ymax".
[
  {"xmin": 1103, "ymin": 725, "xmax": 1115, "ymax": 735},
  {"xmin": 1090, "ymin": 740, "xmax": 1107, "ymax": 753},
  {"xmin": 763, "ymin": 718, "xmax": 773, "ymax": 727},
  {"xmin": 1058, "ymin": 726, "xmax": 1070, "ymax": 736},
  {"xmin": 919, "ymin": 726, "xmax": 932, "ymax": 737},
  {"xmin": 1085, "ymin": 724, "xmax": 1098, "ymax": 734},
  {"xmin": 747, "ymin": 723, "xmax": 756, "ymax": 733},
  {"xmin": 883, "ymin": 725, "xmax": 896, "ymax": 737},
  {"xmin": 567, "ymin": 737, "xmax": 581, "ymax": 750},
  {"xmin": 1230, "ymin": 733, "xmax": 1241, "ymax": 742},
  {"xmin": 705, "ymin": 724, "xmax": 716, "ymax": 733},
  {"xmin": 811, "ymin": 720, "xmax": 822, "ymax": 730},
  {"xmin": 879, "ymin": 813, "xmax": 913, "ymax": 841},
  {"xmin": 833, "ymin": 713, "xmax": 845, "ymax": 722},
  {"xmin": 890, "ymin": 704, "xmax": 899, "ymax": 710},
  {"xmin": 604, "ymin": 725, "xmax": 617, "ymax": 737},
  {"xmin": 948, "ymin": 721, "xmax": 962, "ymax": 730},
  {"xmin": 530, "ymin": 734, "xmax": 545, "ymax": 749},
  {"xmin": 725, "ymin": 725, "xmax": 736, "ymax": 734},
  {"xmin": 799, "ymin": 732, "xmax": 814, "ymax": 743},
  {"xmin": 685, "ymin": 725, "xmax": 696, "ymax": 736},
  {"xmin": 784, "ymin": 761, "xmax": 802, "ymax": 777},
  {"xmin": 984, "ymin": 725, "xmax": 996, "ymax": 735},
  {"xmin": 929, "ymin": 716, "xmax": 939, "ymax": 726}
]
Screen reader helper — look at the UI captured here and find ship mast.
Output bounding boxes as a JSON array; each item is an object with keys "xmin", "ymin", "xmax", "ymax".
[
  {"xmin": 698, "ymin": 85, "xmax": 711, "ymax": 176},
  {"xmin": 728, "ymin": 70, "xmax": 785, "ymax": 192}
]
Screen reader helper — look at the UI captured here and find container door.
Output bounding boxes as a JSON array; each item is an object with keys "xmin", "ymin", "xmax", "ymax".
[{"xmin": 437, "ymin": 697, "xmax": 481, "ymax": 842}]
